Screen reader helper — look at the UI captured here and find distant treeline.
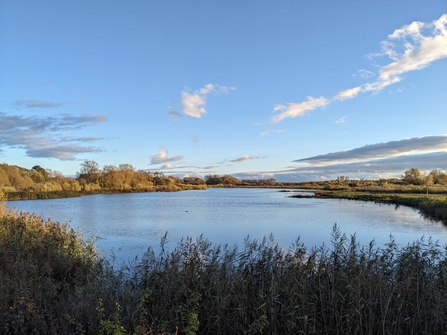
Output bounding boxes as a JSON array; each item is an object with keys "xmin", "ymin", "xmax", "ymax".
[{"xmin": 1, "ymin": 161, "xmax": 447, "ymax": 200}]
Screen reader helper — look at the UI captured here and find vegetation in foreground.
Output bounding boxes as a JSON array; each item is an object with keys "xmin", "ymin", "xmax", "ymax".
[{"xmin": 2, "ymin": 206, "xmax": 447, "ymax": 334}]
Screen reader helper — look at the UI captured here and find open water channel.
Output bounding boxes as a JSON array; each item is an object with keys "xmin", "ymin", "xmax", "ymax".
[{"xmin": 7, "ymin": 188, "xmax": 447, "ymax": 264}]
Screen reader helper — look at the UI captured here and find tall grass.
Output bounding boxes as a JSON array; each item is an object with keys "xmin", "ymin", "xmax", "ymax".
[{"xmin": 2, "ymin": 208, "xmax": 447, "ymax": 334}]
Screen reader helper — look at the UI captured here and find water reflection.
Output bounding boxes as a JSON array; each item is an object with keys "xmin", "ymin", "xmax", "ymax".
[{"xmin": 7, "ymin": 188, "xmax": 447, "ymax": 264}]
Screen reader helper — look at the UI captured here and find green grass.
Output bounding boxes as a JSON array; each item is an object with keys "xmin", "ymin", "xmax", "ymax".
[{"xmin": 2, "ymin": 208, "xmax": 447, "ymax": 334}]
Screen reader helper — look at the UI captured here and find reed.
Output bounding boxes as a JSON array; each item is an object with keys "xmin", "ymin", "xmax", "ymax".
[{"xmin": 2, "ymin": 209, "xmax": 447, "ymax": 334}]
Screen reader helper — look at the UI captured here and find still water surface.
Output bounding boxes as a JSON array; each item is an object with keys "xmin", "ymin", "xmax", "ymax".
[{"xmin": 7, "ymin": 188, "xmax": 447, "ymax": 264}]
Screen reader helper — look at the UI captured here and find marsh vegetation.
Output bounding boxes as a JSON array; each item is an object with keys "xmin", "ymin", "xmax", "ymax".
[{"xmin": 2, "ymin": 207, "xmax": 447, "ymax": 334}]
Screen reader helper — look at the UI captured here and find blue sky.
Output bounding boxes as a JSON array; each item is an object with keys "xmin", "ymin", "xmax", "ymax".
[{"xmin": 1, "ymin": 1, "xmax": 446, "ymax": 181}]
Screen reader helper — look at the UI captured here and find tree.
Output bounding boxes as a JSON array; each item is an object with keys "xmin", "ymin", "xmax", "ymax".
[
  {"xmin": 429, "ymin": 169, "xmax": 447, "ymax": 185},
  {"xmin": 183, "ymin": 177, "xmax": 206, "ymax": 185},
  {"xmin": 118, "ymin": 164, "xmax": 135, "ymax": 173},
  {"xmin": 402, "ymin": 168, "xmax": 431, "ymax": 185},
  {"xmin": 221, "ymin": 175, "xmax": 241, "ymax": 185},
  {"xmin": 32, "ymin": 165, "xmax": 49, "ymax": 180},
  {"xmin": 77, "ymin": 160, "xmax": 101, "ymax": 183},
  {"xmin": 205, "ymin": 174, "xmax": 222, "ymax": 185}
]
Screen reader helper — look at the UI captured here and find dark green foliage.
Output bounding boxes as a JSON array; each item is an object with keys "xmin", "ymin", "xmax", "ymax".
[{"xmin": 0, "ymin": 210, "xmax": 101, "ymax": 334}]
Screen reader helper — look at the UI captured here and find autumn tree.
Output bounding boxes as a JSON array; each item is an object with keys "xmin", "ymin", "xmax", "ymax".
[
  {"xmin": 402, "ymin": 168, "xmax": 432, "ymax": 185},
  {"xmin": 118, "ymin": 164, "xmax": 135, "ymax": 173},
  {"xmin": 99, "ymin": 165, "xmax": 124, "ymax": 189},
  {"xmin": 221, "ymin": 175, "xmax": 241, "ymax": 185},
  {"xmin": 153, "ymin": 172, "xmax": 166, "ymax": 186},
  {"xmin": 29, "ymin": 165, "xmax": 49, "ymax": 183},
  {"xmin": 183, "ymin": 177, "xmax": 206, "ymax": 185},
  {"xmin": 428, "ymin": 169, "xmax": 447, "ymax": 185},
  {"xmin": 0, "ymin": 164, "xmax": 33, "ymax": 190},
  {"xmin": 77, "ymin": 160, "xmax": 101, "ymax": 183}
]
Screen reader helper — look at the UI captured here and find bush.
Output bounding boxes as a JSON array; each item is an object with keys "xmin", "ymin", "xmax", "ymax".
[{"xmin": 0, "ymin": 210, "xmax": 101, "ymax": 334}]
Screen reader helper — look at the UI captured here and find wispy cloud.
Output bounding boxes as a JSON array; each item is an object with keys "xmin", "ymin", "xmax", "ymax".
[
  {"xmin": 0, "ymin": 112, "xmax": 107, "ymax": 160},
  {"xmin": 180, "ymin": 83, "xmax": 236, "ymax": 118},
  {"xmin": 13, "ymin": 99, "xmax": 67, "ymax": 109},
  {"xmin": 59, "ymin": 136, "xmax": 104, "ymax": 143},
  {"xmin": 272, "ymin": 14, "xmax": 447, "ymax": 121},
  {"xmin": 160, "ymin": 164, "xmax": 175, "ymax": 170},
  {"xmin": 168, "ymin": 111, "xmax": 182, "ymax": 117},
  {"xmin": 293, "ymin": 135, "xmax": 447, "ymax": 165},
  {"xmin": 335, "ymin": 116, "xmax": 347, "ymax": 124},
  {"xmin": 230, "ymin": 155, "xmax": 267, "ymax": 163},
  {"xmin": 175, "ymin": 165, "xmax": 216, "ymax": 170},
  {"xmin": 150, "ymin": 148, "xmax": 184, "ymax": 165},
  {"xmin": 270, "ymin": 96, "xmax": 329, "ymax": 123},
  {"xmin": 353, "ymin": 69, "xmax": 375, "ymax": 79},
  {"xmin": 260, "ymin": 129, "xmax": 286, "ymax": 137}
]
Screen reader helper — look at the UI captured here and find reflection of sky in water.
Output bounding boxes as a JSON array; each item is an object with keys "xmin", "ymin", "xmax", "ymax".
[{"xmin": 8, "ymin": 189, "xmax": 447, "ymax": 264}]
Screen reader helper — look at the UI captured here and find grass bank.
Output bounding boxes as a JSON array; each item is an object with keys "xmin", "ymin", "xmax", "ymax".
[
  {"xmin": 4, "ymin": 184, "xmax": 207, "ymax": 201},
  {"xmin": 2, "ymin": 208, "xmax": 447, "ymax": 334}
]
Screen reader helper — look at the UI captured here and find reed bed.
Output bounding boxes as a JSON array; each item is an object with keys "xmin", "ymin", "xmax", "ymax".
[{"xmin": 2, "ymin": 209, "xmax": 447, "ymax": 334}]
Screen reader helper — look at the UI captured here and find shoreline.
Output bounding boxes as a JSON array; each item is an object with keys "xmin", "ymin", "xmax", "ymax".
[
  {"xmin": 291, "ymin": 190, "xmax": 447, "ymax": 224},
  {"xmin": 5, "ymin": 186, "xmax": 447, "ymax": 224}
]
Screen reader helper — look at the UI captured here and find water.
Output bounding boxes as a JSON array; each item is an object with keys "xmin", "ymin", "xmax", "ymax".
[{"xmin": 7, "ymin": 188, "xmax": 447, "ymax": 264}]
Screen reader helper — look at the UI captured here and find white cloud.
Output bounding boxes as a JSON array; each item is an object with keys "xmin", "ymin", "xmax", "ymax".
[
  {"xmin": 150, "ymin": 148, "xmax": 184, "ymax": 165},
  {"xmin": 180, "ymin": 84, "xmax": 235, "ymax": 118},
  {"xmin": 333, "ymin": 14, "xmax": 447, "ymax": 101},
  {"xmin": 270, "ymin": 96, "xmax": 330, "ymax": 123},
  {"xmin": 268, "ymin": 15, "xmax": 446, "ymax": 124},
  {"xmin": 181, "ymin": 91, "xmax": 207, "ymax": 118},
  {"xmin": 363, "ymin": 14, "xmax": 447, "ymax": 94},
  {"xmin": 334, "ymin": 86, "xmax": 362, "ymax": 101},
  {"xmin": 362, "ymin": 76, "xmax": 402, "ymax": 94},
  {"xmin": 160, "ymin": 164, "xmax": 175, "ymax": 170}
]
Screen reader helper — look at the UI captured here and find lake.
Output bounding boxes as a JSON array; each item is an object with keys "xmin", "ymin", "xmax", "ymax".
[{"xmin": 7, "ymin": 188, "xmax": 447, "ymax": 264}]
